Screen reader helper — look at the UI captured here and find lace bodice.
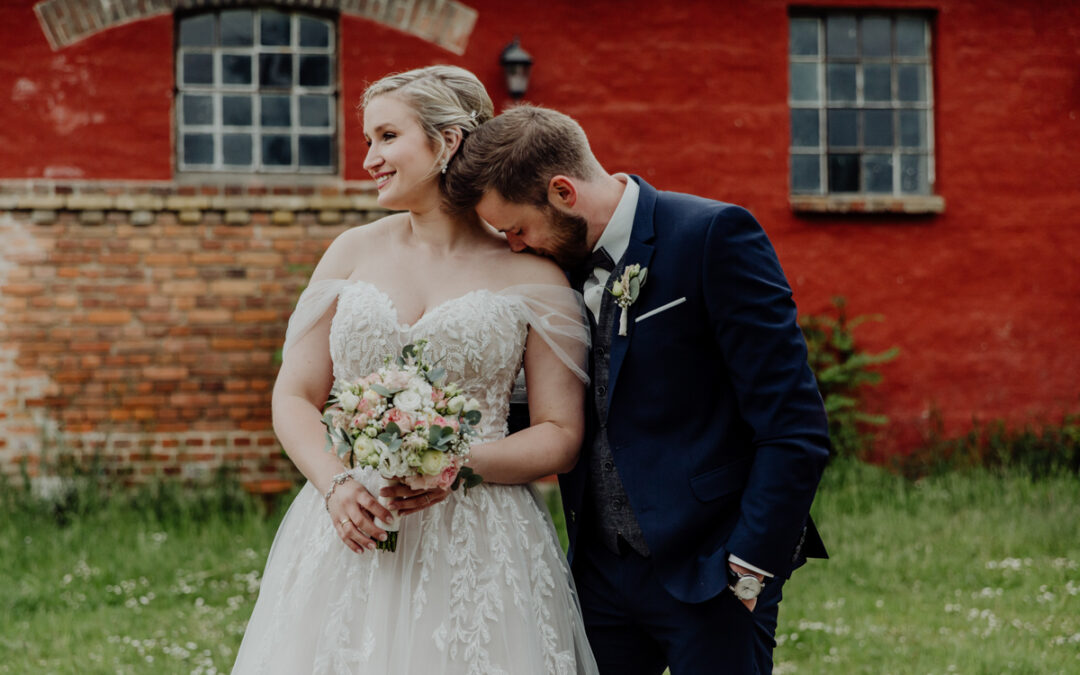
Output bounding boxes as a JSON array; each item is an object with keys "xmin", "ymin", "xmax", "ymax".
[{"xmin": 329, "ymin": 281, "xmax": 528, "ymax": 441}]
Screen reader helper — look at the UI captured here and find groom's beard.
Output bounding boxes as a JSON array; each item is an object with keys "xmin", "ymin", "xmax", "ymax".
[{"xmin": 541, "ymin": 206, "xmax": 590, "ymax": 270}]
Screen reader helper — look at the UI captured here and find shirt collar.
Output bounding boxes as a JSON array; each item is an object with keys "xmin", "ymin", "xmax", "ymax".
[{"xmin": 592, "ymin": 174, "xmax": 638, "ymax": 265}]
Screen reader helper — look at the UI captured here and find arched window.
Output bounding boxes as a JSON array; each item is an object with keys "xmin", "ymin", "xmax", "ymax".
[{"xmin": 175, "ymin": 8, "xmax": 337, "ymax": 174}]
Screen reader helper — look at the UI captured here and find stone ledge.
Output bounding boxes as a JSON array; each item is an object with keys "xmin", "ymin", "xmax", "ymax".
[{"xmin": 790, "ymin": 194, "xmax": 946, "ymax": 215}]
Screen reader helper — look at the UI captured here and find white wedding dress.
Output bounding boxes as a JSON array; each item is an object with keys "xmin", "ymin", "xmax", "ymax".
[{"xmin": 232, "ymin": 279, "xmax": 598, "ymax": 675}]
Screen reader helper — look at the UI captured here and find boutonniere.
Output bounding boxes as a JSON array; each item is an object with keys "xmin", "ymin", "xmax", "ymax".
[{"xmin": 608, "ymin": 264, "xmax": 648, "ymax": 336}]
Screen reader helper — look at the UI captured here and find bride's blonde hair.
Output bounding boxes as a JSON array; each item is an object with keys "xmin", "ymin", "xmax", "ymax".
[{"xmin": 361, "ymin": 65, "xmax": 495, "ymax": 178}]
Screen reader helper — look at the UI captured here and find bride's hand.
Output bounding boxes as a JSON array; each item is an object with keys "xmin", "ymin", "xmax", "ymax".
[
  {"xmin": 382, "ymin": 484, "xmax": 451, "ymax": 516},
  {"xmin": 328, "ymin": 480, "xmax": 392, "ymax": 553}
]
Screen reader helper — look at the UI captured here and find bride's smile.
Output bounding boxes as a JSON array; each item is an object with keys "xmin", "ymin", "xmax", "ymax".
[{"xmin": 362, "ymin": 95, "xmax": 443, "ymax": 212}]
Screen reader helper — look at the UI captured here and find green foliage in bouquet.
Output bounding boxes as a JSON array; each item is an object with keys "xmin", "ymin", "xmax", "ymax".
[{"xmin": 800, "ymin": 297, "xmax": 899, "ymax": 459}]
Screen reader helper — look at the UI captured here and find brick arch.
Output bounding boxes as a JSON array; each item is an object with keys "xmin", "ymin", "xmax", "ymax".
[{"xmin": 34, "ymin": 0, "xmax": 478, "ymax": 54}]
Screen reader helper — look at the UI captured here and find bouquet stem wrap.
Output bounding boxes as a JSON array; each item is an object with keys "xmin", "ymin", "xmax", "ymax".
[{"xmin": 374, "ymin": 476, "xmax": 401, "ymax": 552}]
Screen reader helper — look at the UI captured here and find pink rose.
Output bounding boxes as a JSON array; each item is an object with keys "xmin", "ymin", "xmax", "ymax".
[{"xmin": 385, "ymin": 408, "xmax": 415, "ymax": 433}]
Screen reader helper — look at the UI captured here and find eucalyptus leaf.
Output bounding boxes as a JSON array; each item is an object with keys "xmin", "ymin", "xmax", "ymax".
[
  {"xmin": 369, "ymin": 383, "xmax": 392, "ymax": 397},
  {"xmin": 464, "ymin": 410, "xmax": 481, "ymax": 425},
  {"xmin": 428, "ymin": 367, "xmax": 446, "ymax": 384},
  {"xmin": 638, "ymin": 268, "xmax": 648, "ymax": 286},
  {"xmin": 384, "ymin": 421, "xmax": 401, "ymax": 436},
  {"xmin": 629, "ymin": 276, "xmax": 640, "ymax": 300}
]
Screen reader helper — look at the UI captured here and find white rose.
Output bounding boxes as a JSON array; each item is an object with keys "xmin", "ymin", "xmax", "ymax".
[
  {"xmin": 409, "ymin": 379, "xmax": 433, "ymax": 401},
  {"xmin": 394, "ymin": 390, "xmax": 423, "ymax": 413},
  {"xmin": 464, "ymin": 398, "xmax": 481, "ymax": 413},
  {"xmin": 339, "ymin": 390, "xmax": 360, "ymax": 412},
  {"xmin": 418, "ymin": 449, "xmax": 450, "ymax": 476},
  {"xmin": 610, "ymin": 280, "xmax": 624, "ymax": 297},
  {"xmin": 363, "ymin": 389, "xmax": 382, "ymax": 405},
  {"xmin": 447, "ymin": 395, "xmax": 466, "ymax": 414}
]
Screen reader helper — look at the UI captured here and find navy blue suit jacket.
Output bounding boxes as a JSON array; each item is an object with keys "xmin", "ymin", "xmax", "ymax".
[{"xmin": 560, "ymin": 177, "xmax": 830, "ymax": 604}]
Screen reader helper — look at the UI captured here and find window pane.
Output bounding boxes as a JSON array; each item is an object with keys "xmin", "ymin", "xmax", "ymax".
[
  {"xmin": 179, "ymin": 14, "xmax": 214, "ymax": 47},
  {"xmin": 791, "ymin": 109, "xmax": 819, "ymax": 147},
  {"xmin": 182, "ymin": 94, "xmax": 213, "ymax": 126},
  {"xmin": 897, "ymin": 65, "xmax": 927, "ymax": 102},
  {"xmin": 300, "ymin": 17, "xmax": 330, "ymax": 47},
  {"xmin": 791, "ymin": 154, "xmax": 821, "ymax": 193},
  {"xmin": 183, "ymin": 133, "xmax": 214, "ymax": 165},
  {"xmin": 222, "ymin": 95, "xmax": 253, "ymax": 126},
  {"xmin": 861, "ymin": 16, "xmax": 891, "ymax": 57},
  {"xmin": 864, "ymin": 64, "xmax": 892, "ymax": 102},
  {"xmin": 897, "ymin": 16, "xmax": 927, "ymax": 57},
  {"xmin": 262, "ymin": 134, "xmax": 292, "ymax": 166},
  {"xmin": 901, "ymin": 154, "xmax": 928, "ymax": 193},
  {"xmin": 828, "ymin": 109, "xmax": 858, "ymax": 147},
  {"xmin": 899, "ymin": 110, "xmax": 927, "ymax": 148},
  {"xmin": 299, "ymin": 95, "xmax": 331, "ymax": 127},
  {"xmin": 299, "ymin": 55, "xmax": 331, "ymax": 87},
  {"xmin": 790, "ymin": 63, "xmax": 820, "ymax": 102},
  {"xmin": 261, "ymin": 95, "xmax": 291, "ymax": 127},
  {"xmin": 828, "ymin": 154, "xmax": 859, "ymax": 192},
  {"xmin": 261, "ymin": 10, "xmax": 291, "ymax": 46},
  {"xmin": 827, "ymin": 63, "xmax": 856, "ymax": 102},
  {"xmin": 826, "ymin": 14, "xmax": 857, "ymax": 57},
  {"xmin": 863, "ymin": 154, "xmax": 893, "ymax": 193},
  {"xmin": 223, "ymin": 134, "xmax": 252, "ymax": 166},
  {"xmin": 299, "ymin": 135, "xmax": 333, "ymax": 167},
  {"xmin": 260, "ymin": 54, "xmax": 293, "ymax": 88},
  {"xmin": 863, "ymin": 110, "xmax": 893, "ymax": 147},
  {"xmin": 183, "ymin": 53, "xmax": 213, "ymax": 85},
  {"xmin": 789, "ymin": 18, "xmax": 818, "ymax": 56},
  {"xmin": 221, "ymin": 10, "xmax": 253, "ymax": 46},
  {"xmin": 222, "ymin": 54, "xmax": 252, "ymax": 85}
]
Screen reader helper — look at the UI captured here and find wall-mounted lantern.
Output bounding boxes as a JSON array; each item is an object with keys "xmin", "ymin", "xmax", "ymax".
[{"xmin": 500, "ymin": 38, "xmax": 533, "ymax": 99}]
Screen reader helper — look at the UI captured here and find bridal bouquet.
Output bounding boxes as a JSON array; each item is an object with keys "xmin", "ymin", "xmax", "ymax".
[{"xmin": 322, "ymin": 340, "xmax": 483, "ymax": 551}]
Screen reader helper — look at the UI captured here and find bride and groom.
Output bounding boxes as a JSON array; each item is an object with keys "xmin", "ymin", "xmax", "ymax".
[{"xmin": 232, "ymin": 65, "xmax": 829, "ymax": 675}]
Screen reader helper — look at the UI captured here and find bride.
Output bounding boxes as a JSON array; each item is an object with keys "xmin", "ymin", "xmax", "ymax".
[{"xmin": 231, "ymin": 66, "xmax": 598, "ymax": 674}]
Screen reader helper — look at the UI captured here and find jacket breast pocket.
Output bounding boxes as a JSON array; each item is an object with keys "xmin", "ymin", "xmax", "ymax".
[{"xmin": 689, "ymin": 455, "xmax": 754, "ymax": 503}]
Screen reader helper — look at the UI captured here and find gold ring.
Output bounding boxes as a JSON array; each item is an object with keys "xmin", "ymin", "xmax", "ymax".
[{"xmin": 339, "ymin": 517, "xmax": 350, "ymax": 527}]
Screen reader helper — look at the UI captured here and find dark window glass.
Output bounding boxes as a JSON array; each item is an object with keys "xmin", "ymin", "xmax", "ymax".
[
  {"xmin": 790, "ymin": 109, "xmax": 819, "ymax": 147},
  {"xmin": 222, "ymin": 54, "xmax": 252, "ymax": 85},
  {"xmin": 791, "ymin": 155, "xmax": 821, "ymax": 193},
  {"xmin": 899, "ymin": 110, "xmax": 926, "ymax": 148},
  {"xmin": 864, "ymin": 64, "xmax": 892, "ymax": 101},
  {"xmin": 179, "ymin": 14, "xmax": 214, "ymax": 47},
  {"xmin": 827, "ymin": 64, "xmax": 856, "ymax": 102},
  {"xmin": 299, "ymin": 135, "xmax": 333, "ymax": 166},
  {"xmin": 262, "ymin": 134, "xmax": 292, "ymax": 165},
  {"xmin": 182, "ymin": 94, "xmax": 214, "ymax": 125},
  {"xmin": 863, "ymin": 154, "xmax": 893, "ymax": 192},
  {"xmin": 299, "ymin": 55, "xmax": 330, "ymax": 87},
  {"xmin": 260, "ymin": 54, "xmax": 293, "ymax": 88},
  {"xmin": 863, "ymin": 110, "xmax": 893, "ymax": 147},
  {"xmin": 901, "ymin": 154, "xmax": 928, "ymax": 193},
  {"xmin": 184, "ymin": 133, "xmax": 214, "ymax": 165},
  {"xmin": 222, "ymin": 96, "xmax": 253, "ymax": 126},
  {"xmin": 220, "ymin": 10, "xmax": 253, "ymax": 46},
  {"xmin": 183, "ymin": 53, "xmax": 213, "ymax": 85},
  {"xmin": 261, "ymin": 95, "xmax": 291, "ymax": 127},
  {"xmin": 826, "ymin": 14, "xmax": 857, "ymax": 57},
  {"xmin": 261, "ymin": 10, "xmax": 291, "ymax": 46},
  {"xmin": 299, "ymin": 95, "xmax": 330, "ymax": 127},
  {"xmin": 828, "ymin": 154, "xmax": 859, "ymax": 192},
  {"xmin": 223, "ymin": 134, "xmax": 252, "ymax": 165},
  {"xmin": 790, "ymin": 63, "xmax": 820, "ymax": 102},
  {"xmin": 828, "ymin": 109, "xmax": 858, "ymax": 147},
  {"xmin": 861, "ymin": 16, "xmax": 891, "ymax": 57},
  {"xmin": 897, "ymin": 16, "xmax": 927, "ymax": 56},
  {"xmin": 299, "ymin": 17, "xmax": 330, "ymax": 47},
  {"xmin": 789, "ymin": 18, "xmax": 818, "ymax": 56},
  {"xmin": 897, "ymin": 65, "xmax": 926, "ymax": 102}
]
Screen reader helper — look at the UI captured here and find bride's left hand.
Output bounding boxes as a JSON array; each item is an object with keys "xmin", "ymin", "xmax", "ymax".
[{"xmin": 381, "ymin": 485, "xmax": 451, "ymax": 516}]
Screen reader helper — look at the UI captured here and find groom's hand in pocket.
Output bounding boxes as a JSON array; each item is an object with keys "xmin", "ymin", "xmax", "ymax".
[{"xmin": 383, "ymin": 485, "xmax": 450, "ymax": 516}]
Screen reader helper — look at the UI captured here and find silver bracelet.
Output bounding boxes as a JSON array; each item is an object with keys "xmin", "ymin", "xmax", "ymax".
[{"xmin": 323, "ymin": 471, "xmax": 353, "ymax": 513}]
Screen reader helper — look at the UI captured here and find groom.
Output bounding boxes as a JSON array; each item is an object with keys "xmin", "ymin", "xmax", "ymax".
[{"xmin": 447, "ymin": 105, "xmax": 830, "ymax": 674}]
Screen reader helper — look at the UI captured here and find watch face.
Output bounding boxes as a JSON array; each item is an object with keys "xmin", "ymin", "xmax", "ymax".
[{"xmin": 734, "ymin": 576, "xmax": 763, "ymax": 600}]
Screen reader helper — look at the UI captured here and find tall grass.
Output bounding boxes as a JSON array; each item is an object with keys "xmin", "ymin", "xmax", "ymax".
[{"xmin": 2, "ymin": 461, "xmax": 1077, "ymax": 673}]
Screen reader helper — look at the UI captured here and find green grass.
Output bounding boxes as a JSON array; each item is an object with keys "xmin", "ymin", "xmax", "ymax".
[{"xmin": 2, "ymin": 461, "xmax": 1078, "ymax": 673}]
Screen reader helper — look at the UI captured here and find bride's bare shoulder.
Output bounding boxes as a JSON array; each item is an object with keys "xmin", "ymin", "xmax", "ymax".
[
  {"xmin": 314, "ymin": 214, "xmax": 405, "ymax": 279},
  {"xmin": 489, "ymin": 246, "xmax": 570, "ymax": 288}
]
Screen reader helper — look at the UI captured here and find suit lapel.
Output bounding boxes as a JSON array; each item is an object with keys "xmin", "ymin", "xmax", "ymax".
[{"xmin": 605, "ymin": 176, "xmax": 657, "ymax": 413}]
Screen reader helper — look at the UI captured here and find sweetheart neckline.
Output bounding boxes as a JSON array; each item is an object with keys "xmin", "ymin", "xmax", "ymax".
[{"xmin": 342, "ymin": 279, "xmax": 498, "ymax": 330}]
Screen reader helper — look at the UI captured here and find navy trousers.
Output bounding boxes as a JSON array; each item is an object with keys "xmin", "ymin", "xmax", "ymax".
[{"xmin": 573, "ymin": 537, "xmax": 783, "ymax": 675}]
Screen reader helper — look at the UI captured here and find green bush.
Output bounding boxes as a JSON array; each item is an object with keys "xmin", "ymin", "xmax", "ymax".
[{"xmin": 801, "ymin": 297, "xmax": 899, "ymax": 459}]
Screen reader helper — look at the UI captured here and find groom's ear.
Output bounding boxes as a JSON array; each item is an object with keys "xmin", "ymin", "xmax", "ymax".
[{"xmin": 547, "ymin": 176, "xmax": 578, "ymax": 209}]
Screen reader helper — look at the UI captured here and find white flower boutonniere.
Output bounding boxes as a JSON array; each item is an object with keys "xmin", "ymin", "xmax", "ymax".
[{"xmin": 608, "ymin": 264, "xmax": 648, "ymax": 336}]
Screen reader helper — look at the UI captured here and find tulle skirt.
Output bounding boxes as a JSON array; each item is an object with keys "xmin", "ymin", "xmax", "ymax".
[{"xmin": 232, "ymin": 474, "xmax": 598, "ymax": 674}]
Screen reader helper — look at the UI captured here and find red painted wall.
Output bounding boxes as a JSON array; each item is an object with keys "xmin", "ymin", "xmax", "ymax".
[{"xmin": 2, "ymin": 0, "xmax": 1078, "ymax": 453}]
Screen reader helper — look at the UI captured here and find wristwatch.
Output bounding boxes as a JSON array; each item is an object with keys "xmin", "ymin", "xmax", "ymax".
[{"xmin": 727, "ymin": 566, "xmax": 765, "ymax": 601}]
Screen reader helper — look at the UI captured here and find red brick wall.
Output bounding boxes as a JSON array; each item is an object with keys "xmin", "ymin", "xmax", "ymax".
[
  {"xmin": 0, "ymin": 183, "xmax": 386, "ymax": 481},
  {"xmin": 1, "ymin": 0, "xmax": 1078, "ymax": 475}
]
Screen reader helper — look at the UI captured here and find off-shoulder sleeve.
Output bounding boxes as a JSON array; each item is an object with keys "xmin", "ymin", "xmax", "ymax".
[
  {"xmin": 499, "ymin": 284, "xmax": 591, "ymax": 385},
  {"xmin": 281, "ymin": 278, "xmax": 350, "ymax": 361}
]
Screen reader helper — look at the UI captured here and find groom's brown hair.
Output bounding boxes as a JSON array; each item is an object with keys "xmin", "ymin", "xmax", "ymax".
[{"xmin": 444, "ymin": 105, "xmax": 598, "ymax": 213}]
